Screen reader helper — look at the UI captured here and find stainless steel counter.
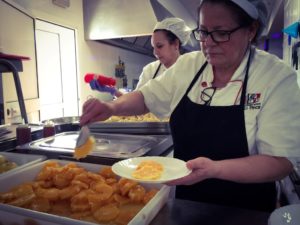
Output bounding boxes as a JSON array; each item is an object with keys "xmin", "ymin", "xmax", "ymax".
[{"xmin": 0, "ymin": 124, "xmax": 43, "ymax": 151}]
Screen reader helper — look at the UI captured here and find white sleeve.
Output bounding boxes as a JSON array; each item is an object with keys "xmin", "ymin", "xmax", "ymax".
[
  {"xmin": 135, "ymin": 61, "xmax": 159, "ymax": 90},
  {"xmin": 256, "ymin": 70, "xmax": 300, "ymax": 158},
  {"xmin": 140, "ymin": 51, "xmax": 206, "ymax": 118},
  {"xmin": 135, "ymin": 67, "xmax": 150, "ymax": 90},
  {"xmin": 139, "ymin": 71, "xmax": 174, "ymax": 118}
]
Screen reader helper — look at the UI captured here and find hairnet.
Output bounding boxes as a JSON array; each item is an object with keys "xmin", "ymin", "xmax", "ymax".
[
  {"xmin": 231, "ymin": 0, "xmax": 268, "ymax": 37},
  {"xmin": 153, "ymin": 17, "xmax": 191, "ymax": 46}
]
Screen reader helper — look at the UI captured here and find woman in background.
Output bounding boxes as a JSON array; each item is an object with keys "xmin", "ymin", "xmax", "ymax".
[
  {"xmin": 89, "ymin": 17, "xmax": 191, "ymax": 97},
  {"xmin": 134, "ymin": 17, "xmax": 191, "ymax": 90}
]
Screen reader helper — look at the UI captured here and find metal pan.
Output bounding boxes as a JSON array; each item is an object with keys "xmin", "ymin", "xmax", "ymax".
[
  {"xmin": 89, "ymin": 121, "xmax": 170, "ymax": 134},
  {"xmin": 16, "ymin": 131, "xmax": 172, "ymax": 159}
]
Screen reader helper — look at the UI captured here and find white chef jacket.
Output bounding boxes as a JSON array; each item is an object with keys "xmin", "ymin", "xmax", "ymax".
[
  {"xmin": 135, "ymin": 60, "xmax": 166, "ymax": 90},
  {"xmin": 140, "ymin": 48, "xmax": 300, "ymax": 159}
]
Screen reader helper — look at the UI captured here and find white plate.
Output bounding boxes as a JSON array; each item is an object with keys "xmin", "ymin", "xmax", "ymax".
[{"xmin": 112, "ymin": 156, "xmax": 191, "ymax": 183}]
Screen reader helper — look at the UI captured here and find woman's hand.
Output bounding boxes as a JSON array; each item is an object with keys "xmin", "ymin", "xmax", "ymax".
[
  {"xmin": 80, "ymin": 98, "xmax": 113, "ymax": 126},
  {"xmin": 167, "ymin": 157, "xmax": 219, "ymax": 186},
  {"xmin": 167, "ymin": 155, "xmax": 293, "ymax": 186}
]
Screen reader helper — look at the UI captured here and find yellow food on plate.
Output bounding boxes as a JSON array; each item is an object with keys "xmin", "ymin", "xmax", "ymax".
[
  {"xmin": 73, "ymin": 136, "xmax": 95, "ymax": 160},
  {"xmin": 132, "ymin": 160, "xmax": 164, "ymax": 180}
]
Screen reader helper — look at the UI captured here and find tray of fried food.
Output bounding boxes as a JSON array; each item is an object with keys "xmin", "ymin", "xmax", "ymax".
[
  {"xmin": 105, "ymin": 113, "xmax": 168, "ymax": 123},
  {"xmin": 0, "ymin": 160, "xmax": 170, "ymax": 225}
]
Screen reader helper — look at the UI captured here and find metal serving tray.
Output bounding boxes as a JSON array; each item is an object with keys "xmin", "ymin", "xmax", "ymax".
[
  {"xmin": 0, "ymin": 152, "xmax": 46, "ymax": 177},
  {"xmin": 16, "ymin": 131, "xmax": 172, "ymax": 159},
  {"xmin": 40, "ymin": 116, "xmax": 170, "ymax": 134},
  {"xmin": 89, "ymin": 121, "xmax": 170, "ymax": 134},
  {"xmin": 0, "ymin": 160, "xmax": 170, "ymax": 225},
  {"xmin": 42, "ymin": 116, "xmax": 79, "ymax": 125}
]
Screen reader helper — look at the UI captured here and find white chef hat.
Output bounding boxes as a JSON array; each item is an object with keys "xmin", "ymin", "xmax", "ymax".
[
  {"xmin": 153, "ymin": 17, "xmax": 191, "ymax": 46},
  {"xmin": 230, "ymin": 0, "xmax": 268, "ymax": 37}
]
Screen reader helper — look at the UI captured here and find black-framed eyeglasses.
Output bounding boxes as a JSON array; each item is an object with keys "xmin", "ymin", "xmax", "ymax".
[
  {"xmin": 200, "ymin": 87, "xmax": 217, "ymax": 106},
  {"xmin": 193, "ymin": 25, "xmax": 244, "ymax": 43}
]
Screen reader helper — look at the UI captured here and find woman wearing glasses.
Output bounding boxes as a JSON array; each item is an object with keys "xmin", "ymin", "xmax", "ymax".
[
  {"xmin": 89, "ymin": 17, "xmax": 191, "ymax": 97},
  {"xmin": 80, "ymin": 0, "xmax": 300, "ymax": 212}
]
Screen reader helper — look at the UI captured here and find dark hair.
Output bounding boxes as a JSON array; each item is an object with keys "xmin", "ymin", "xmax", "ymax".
[
  {"xmin": 153, "ymin": 29, "xmax": 187, "ymax": 54},
  {"xmin": 197, "ymin": 0, "xmax": 259, "ymax": 42},
  {"xmin": 154, "ymin": 29, "xmax": 181, "ymax": 46}
]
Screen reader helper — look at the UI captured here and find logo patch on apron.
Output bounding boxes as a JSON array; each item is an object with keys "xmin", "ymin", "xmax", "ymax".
[{"xmin": 245, "ymin": 93, "xmax": 261, "ymax": 109}]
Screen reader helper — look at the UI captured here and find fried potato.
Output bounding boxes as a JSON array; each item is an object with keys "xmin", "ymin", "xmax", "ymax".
[
  {"xmin": 73, "ymin": 136, "xmax": 95, "ymax": 160},
  {"xmin": 29, "ymin": 197, "xmax": 51, "ymax": 212},
  {"xmin": 104, "ymin": 113, "xmax": 169, "ymax": 122},
  {"xmin": 0, "ymin": 162, "xmax": 160, "ymax": 225},
  {"xmin": 93, "ymin": 204, "xmax": 120, "ymax": 222},
  {"xmin": 132, "ymin": 160, "xmax": 164, "ymax": 180},
  {"xmin": 128, "ymin": 185, "xmax": 146, "ymax": 203}
]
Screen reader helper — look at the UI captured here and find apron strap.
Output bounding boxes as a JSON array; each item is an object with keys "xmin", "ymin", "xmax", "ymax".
[
  {"xmin": 240, "ymin": 47, "xmax": 253, "ymax": 106},
  {"xmin": 152, "ymin": 63, "xmax": 162, "ymax": 79},
  {"xmin": 185, "ymin": 61, "xmax": 208, "ymax": 96}
]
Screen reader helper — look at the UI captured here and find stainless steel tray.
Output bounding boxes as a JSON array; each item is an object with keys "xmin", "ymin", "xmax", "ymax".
[
  {"xmin": 90, "ymin": 121, "xmax": 168, "ymax": 128},
  {"xmin": 42, "ymin": 116, "xmax": 79, "ymax": 125},
  {"xmin": 89, "ymin": 121, "xmax": 170, "ymax": 134},
  {"xmin": 41, "ymin": 116, "xmax": 170, "ymax": 134},
  {"xmin": 16, "ymin": 131, "xmax": 171, "ymax": 159}
]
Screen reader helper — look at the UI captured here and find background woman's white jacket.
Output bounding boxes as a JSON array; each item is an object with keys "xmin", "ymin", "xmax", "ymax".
[{"xmin": 135, "ymin": 60, "xmax": 166, "ymax": 90}]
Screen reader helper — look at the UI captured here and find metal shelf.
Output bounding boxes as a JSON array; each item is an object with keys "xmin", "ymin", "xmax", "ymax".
[{"xmin": 0, "ymin": 56, "xmax": 29, "ymax": 124}]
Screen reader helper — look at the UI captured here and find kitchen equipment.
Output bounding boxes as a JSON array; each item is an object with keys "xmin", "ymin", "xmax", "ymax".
[
  {"xmin": 0, "ymin": 152, "xmax": 46, "ymax": 177},
  {"xmin": 15, "ymin": 131, "xmax": 173, "ymax": 163},
  {"xmin": 89, "ymin": 121, "xmax": 170, "ymax": 135},
  {"xmin": 75, "ymin": 126, "xmax": 91, "ymax": 148},
  {"xmin": 41, "ymin": 116, "xmax": 80, "ymax": 133},
  {"xmin": 0, "ymin": 159, "xmax": 170, "ymax": 225},
  {"xmin": 42, "ymin": 116, "xmax": 79, "ymax": 125},
  {"xmin": 16, "ymin": 124, "xmax": 31, "ymax": 145},
  {"xmin": 0, "ymin": 54, "xmax": 30, "ymax": 124},
  {"xmin": 74, "ymin": 126, "xmax": 96, "ymax": 160},
  {"xmin": 0, "ymin": 124, "xmax": 43, "ymax": 151},
  {"xmin": 0, "ymin": 126, "xmax": 11, "ymax": 137},
  {"xmin": 84, "ymin": 73, "xmax": 116, "ymax": 86},
  {"xmin": 43, "ymin": 124, "xmax": 56, "ymax": 138},
  {"xmin": 41, "ymin": 116, "xmax": 170, "ymax": 134}
]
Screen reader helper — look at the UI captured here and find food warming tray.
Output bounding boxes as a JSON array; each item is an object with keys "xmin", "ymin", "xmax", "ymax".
[
  {"xmin": 88, "ymin": 121, "xmax": 170, "ymax": 134},
  {"xmin": 16, "ymin": 131, "xmax": 172, "ymax": 159},
  {"xmin": 0, "ymin": 160, "xmax": 171, "ymax": 225},
  {"xmin": 0, "ymin": 152, "xmax": 46, "ymax": 177}
]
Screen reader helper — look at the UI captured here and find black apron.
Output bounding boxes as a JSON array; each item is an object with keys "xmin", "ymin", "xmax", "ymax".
[
  {"xmin": 152, "ymin": 63, "xmax": 162, "ymax": 79},
  {"xmin": 169, "ymin": 50, "xmax": 276, "ymax": 212}
]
